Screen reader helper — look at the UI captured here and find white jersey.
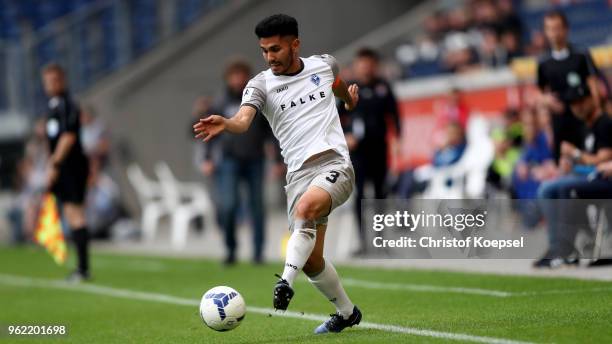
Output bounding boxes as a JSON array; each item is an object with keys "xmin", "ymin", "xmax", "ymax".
[{"xmin": 241, "ymin": 54, "xmax": 350, "ymax": 172}]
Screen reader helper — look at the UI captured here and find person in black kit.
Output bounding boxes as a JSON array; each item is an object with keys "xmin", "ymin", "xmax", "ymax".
[
  {"xmin": 42, "ymin": 63, "xmax": 90, "ymax": 281},
  {"xmin": 537, "ymin": 10, "xmax": 601, "ymax": 162},
  {"xmin": 535, "ymin": 83, "xmax": 612, "ymax": 268},
  {"xmin": 199, "ymin": 59, "xmax": 283, "ymax": 265},
  {"xmin": 340, "ymin": 48, "xmax": 401, "ymax": 256}
]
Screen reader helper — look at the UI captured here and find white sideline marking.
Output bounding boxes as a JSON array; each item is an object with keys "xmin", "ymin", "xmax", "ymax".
[
  {"xmin": 341, "ymin": 278, "xmax": 514, "ymax": 297},
  {"xmin": 514, "ymin": 287, "xmax": 612, "ymax": 296},
  {"xmin": 0, "ymin": 273, "xmax": 535, "ymax": 344}
]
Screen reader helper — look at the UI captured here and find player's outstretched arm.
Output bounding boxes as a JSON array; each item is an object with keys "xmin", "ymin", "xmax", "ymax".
[
  {"xmin": 332, "ymin": 78, "xmax": 359, "ymax": 111},
  {"xmin": 193, "ymin": 105, "xmax": 257, "ymax": 142}
]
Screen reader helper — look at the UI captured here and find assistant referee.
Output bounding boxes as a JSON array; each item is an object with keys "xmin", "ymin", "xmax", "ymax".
[{"xmin": 42, "ymin": 63, "xmax": 90, "ymax": 282}]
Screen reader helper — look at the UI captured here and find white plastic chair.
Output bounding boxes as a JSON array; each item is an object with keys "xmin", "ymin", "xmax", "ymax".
[
  {"xmin": 421, "ymin": 116, "xmax": 494, "ymax": 199},
  {"xmin": 126, "ymin": 164, "xmax": 169, "ymax": 241},
  {"xmin": 154, "ymin": 161, "xmax": 216, "ymax": 249}
]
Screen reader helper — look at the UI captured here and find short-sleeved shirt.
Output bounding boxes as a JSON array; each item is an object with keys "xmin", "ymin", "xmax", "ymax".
[
  {"xmin": 241, "ymin": 54, "xmax": 350, "ymax": 172},
  {"xmin": 537, "ymin": 46, "xmax": 597, "ymax": 98},
  {"xmin": 536, "ymin": 46, "xmax": 596, "ymax": 159},
  {"xmin": 584, "ymin": 112, "xmax": 612, "ymax": 154},
  {"xmin": 45, "ymin": 92, "xmax": 87, "ymax": 171}
]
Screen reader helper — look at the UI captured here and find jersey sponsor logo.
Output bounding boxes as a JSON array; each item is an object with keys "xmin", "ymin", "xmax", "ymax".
[
  {"xmin": 276, "ymin": 85, "xmax": 288, "ymax": 93},
  {"xmin": 279, "ymin": 91, "xmax": 326, "ymax": 112},
  {"xmin": 310, "ymin": 74, "xmax": 320, "ymax": 86}
]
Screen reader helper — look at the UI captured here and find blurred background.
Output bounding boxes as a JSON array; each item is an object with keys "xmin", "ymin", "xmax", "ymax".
[{"xmin": 1, "ymin": 0, "xmax": 611, "ymax": 275}]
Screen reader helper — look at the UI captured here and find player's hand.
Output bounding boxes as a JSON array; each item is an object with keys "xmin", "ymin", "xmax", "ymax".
[
  {"xmin": 200, "ymin": 161, "xmax": 215, "ymax": 176},
  {"xmin": 344, "ymin": 84, "xmax": 359, "ymax": 111},
  {"xmin": 194, "ymin": 115, "xmax": 226, "ymax": 142},
  {"xmin": 597, "ymin": 160, "xmax": 612, "ymax": 177},
  {"xmin": 559, "ymin": 157, "xmax": 573, "ymax": 174},
  {"xmin": 45, "ymin": 163, "xmax": 59, "ymax": 190},
  {"xmin": 345, "ymin": 133, "xmax": 357, "ymax": 151},
  {"xmin": 541, "ymin": 93, "xmax": 564, "ymax": 114},
  {"xmin": 516, "ymin": 162, "xmax": 529, "ymax": 180},
  {"xmin": 560, "ymin": 141, "xmax": 577, "ymax": 158}
]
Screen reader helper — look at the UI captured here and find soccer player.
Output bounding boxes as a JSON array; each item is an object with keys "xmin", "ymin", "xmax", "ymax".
[
  {"xmin": 194, "ymin": 14, "xmax": 361, "ymax": 333},
  {"xmin": 42, "ymin": 63, "xmax": 90, "ymax": 282}
]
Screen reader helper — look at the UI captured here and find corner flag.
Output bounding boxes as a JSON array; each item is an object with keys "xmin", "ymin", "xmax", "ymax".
[{"xmin": 35, "ymin": 193, "xmax": 67, "ymax": 265}]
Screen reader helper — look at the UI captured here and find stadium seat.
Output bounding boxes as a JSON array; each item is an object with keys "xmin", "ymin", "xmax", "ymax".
[
  {"xmin": 126, "ymin": 163, "xmax": 169, "ymax": 242},
  {"xmin": 153, "ymin": 161, "xmax": 215, "ymax": 249},
  {"xmin": 420, "ymin": 116, "xmax": 494, "ymax": 199}
]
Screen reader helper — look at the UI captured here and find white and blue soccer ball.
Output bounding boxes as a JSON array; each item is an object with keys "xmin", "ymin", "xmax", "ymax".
[{"xmin": 199, "ymin": 286, "xmax": 246, "ymax": 331}]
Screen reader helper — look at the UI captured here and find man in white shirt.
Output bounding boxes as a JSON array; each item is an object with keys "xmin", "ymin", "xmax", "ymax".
[{"xmin": 194, "ymin": 14, "xmax": 361, "ymax": 334}]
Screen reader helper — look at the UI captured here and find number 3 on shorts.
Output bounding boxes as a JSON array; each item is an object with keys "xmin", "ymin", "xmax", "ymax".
[{"xmin": 326, "ymin": 170, "xmax": 340, "ymax": 183}]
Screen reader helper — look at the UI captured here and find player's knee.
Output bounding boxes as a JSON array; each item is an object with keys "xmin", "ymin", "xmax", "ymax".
[{"xmin": 295, "ymin": 198, "xmax": 321, "ymax": 221}]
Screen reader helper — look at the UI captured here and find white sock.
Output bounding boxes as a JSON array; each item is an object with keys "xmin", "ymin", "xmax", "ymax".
[
  {"xmin": 308, "ymin": 259, "xmax": 354, "ymax": 319},
  {"xmin": 281, "ymin": 227, "xmax": 317, "ymax": 287}
]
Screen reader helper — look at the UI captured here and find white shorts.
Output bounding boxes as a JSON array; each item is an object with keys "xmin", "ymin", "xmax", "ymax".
[{"xmin": 285, "ymin": 151, "xmax": 354, "ymax": 231}]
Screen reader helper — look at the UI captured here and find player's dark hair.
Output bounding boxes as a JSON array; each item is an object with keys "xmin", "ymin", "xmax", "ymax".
[
  {"xmin": 255, "ymin": 14, "xmax": 298, "ymax": 38},
  {"xmin": 543, "ymin": 9, "xmax": 569, "ymax": 28},
  {"xmin": 42, "ymin": 62, "xmax": 65, "ymax": 76},
  {"xmin": 355, "ymin": 47, "xmax": 380, "ymax": 62}
]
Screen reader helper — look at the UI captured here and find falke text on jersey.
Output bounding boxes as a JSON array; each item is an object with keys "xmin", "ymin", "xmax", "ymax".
[{"xmin": 279, "ymin": 91, "xmax": 327, "ymax": 112}]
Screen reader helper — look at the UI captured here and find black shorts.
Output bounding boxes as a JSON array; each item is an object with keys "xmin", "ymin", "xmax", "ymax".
[{"xmin": 51, "ymin": 159, "xmax": 89, "ymax": 205}]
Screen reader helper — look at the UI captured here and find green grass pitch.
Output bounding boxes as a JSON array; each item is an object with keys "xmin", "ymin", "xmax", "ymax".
[{"xmin": 0, "ymin": 246, "xmax": 611, "ymax": 343}]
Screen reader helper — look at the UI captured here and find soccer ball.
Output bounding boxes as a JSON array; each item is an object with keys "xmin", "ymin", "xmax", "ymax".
[{"xmin": 199, "ymin": 286, "xmax": 246, "ymax": 331}]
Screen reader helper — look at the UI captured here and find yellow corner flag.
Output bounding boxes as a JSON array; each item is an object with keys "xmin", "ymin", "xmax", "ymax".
[{"xmin": 35, "ymin": 193, "xmax": 67, "ymax": 265}]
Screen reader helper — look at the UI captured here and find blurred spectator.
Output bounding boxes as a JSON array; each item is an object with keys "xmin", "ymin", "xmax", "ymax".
[
  {"xmin": 85, "ymin": 156, "xmax": 121, "ymax": 238},
  {"xmin": 78, "ymin": 103, "xmax": 123, "ymax": 238},
  {"xmin": 442, "ymin": 32, "xmax": 479, "ymax": 73},
  {"xmin": 487, "ymin": 109, "xmax": 523, "ymax": 194},
  {"xmin": 477, "ymin": 28, "xmax": 508, "ymax": 68},
  {"xmin": 191, "ymin": 96, "xmax": 213, "ymax": 174},
  {"xmin": 537, "ymin": 10, "xmax": 601, "ymax": 162},
  {"xmin": 6, "ymin": 118, "xmax": 48, "ymax": 244},
  {"xmin": 535, "ymin": 83, "xmax": 612, "ymax": 268},
  {"xmin": 199, "ymin": 59, "xmax": 282, "ymax": 265},
  {"xmin": 424, "ymin": 10, "xmax": 449, "ymax": 41},
  {"xmin": 397, "ymin": 122, "xmax": 467, "ymax": 198},
  {"xmin": 471, "ymin": 0, "xmax": 501, "ymax": 32},
  {"xmin": 497, "ymin": 0, "xmax": 523, "ymax": 37},
  {"xmin": 80, "ymin": 105, "xmax": 111, "ymax": 168},
  {"xmin": 340, "ymin": 48, "xmax": 401, "ymax": 256},
  {"xmin": 433, "ymin": 88, "xmax": 470, "ymax": 149},
  {"xmin": 443, "ymin": 88, "xmax": 470, "ymax": 130},
  {"xmin": 525, "ymin": 30, "xmax": 547, "ymax": 56},
  {"xmin": 511, "ymin": 107, "xmax": 556, "ymax": 228},
  {"xmin": 500, "ymin": 29, "xmax": 522, "ymax": 61}
]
